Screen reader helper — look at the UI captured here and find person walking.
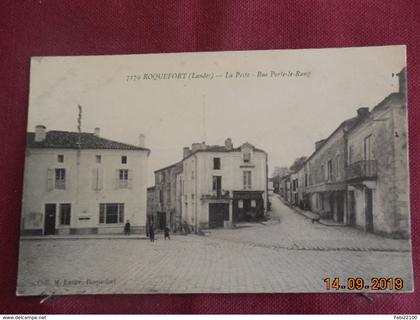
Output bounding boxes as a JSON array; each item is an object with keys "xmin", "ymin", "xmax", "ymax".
[
  {"xmin": 124, "ymin": 220, "xmax": 131, "ymax": 235},
  {"xmin": 149, "ymin": 223, "xmax": 155, "ymax": 242},
  {"xmin": 164, "ymin": 226, "xmax": 170, "ymax": 240}
]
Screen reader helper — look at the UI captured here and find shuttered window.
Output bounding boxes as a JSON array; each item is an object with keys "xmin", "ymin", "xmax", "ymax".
[
  {"xmin": 117, "ymin": 169, "xmax": 132, "ymax": 188},
  {"xmin": 48, "ymin": 168, "xmax": 66, "ymax": 191},
  {"xmin": 55, "ymin": 168, "xmax": 66, "ymax": 189},
  {"xmin": 92, "ymin": 168, "xmax": 104, "ymax": 191}
]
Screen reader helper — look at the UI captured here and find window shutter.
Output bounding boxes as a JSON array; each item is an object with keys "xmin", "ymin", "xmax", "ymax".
[
  {"xmin": 92, "ymin": 168, "xmax": 98, "ymax": 191},
  {"xmin": 128, "ymin": 170, "xmax": 133, "ymax": 189},
  {"xmin": 47, "ymin": 169, "xmax": 54, "ymax": 191},
  {"xmin": 115, "ymin": 169, "xmax": 120, "ymax": 189},
  {"xmin": 98, "ymin": 168, "xmax": 104, "ymax": 190}
]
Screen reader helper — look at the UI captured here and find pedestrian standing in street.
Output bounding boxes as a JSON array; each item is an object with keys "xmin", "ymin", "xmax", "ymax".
[
  {"xmin": 124, "ymin": 220, "xmax": 131, "ymax": 235},
  {"xmin": 149, "ymin": 223, "xmax": 155, "ymax": 242},
  {"xmin": 164, "ymin": 226, "xmax": 170, "ymax": 240}
]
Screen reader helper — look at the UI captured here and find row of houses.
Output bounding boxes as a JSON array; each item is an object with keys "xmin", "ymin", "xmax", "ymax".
[
  {"xmin": 147, "ymin": 139, "xmax": 269, "ymax": 233},
  {"xmin": 21, "ymin": 124, "xmax": 269, "ymax": 236},
  {"xmin": 279, "ymin": 68, "xmax": 409, "ymax": 239}
]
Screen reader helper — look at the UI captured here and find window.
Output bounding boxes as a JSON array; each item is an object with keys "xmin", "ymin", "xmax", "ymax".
[
  {"xmin": 96, "ymin": 155, "xmax": 102, "ymax": 163},
  {"xmin": 364, "ymin": 135, "xmax": 372, "ymax": 160},
  {"xmin": 55, "ymin": 168, "xmax": 66, "ymax": 189},
  {"xmin": 348, "ymin": 145, "xmax": 354, "ymax": 164},
  {"xmin": 57, "ymin": 154, "xmax": 64, "ymax": 163},
  {"xmin": 327, "ymin": 160, "xmax": 333, "ymax": 180},
  {"xmin": 238, "ymin": 200, "xmax": 243, "ymax": 208},
  {"xmin": 59, "ymin": 203, "xmax": 71, "ymax": 225},
  {"xmin": 335, "ymin": 155, "xmax": 340, "ymax": 178},
  {"xmin": 251, "ymin": 200, "xmax": 257, "ymax": 208},
  {"xmin": 159, "ymin": 189, "xmax": 164, "ymax": 206},
  {"xmin": 156, "ymin": 172, "xmax": 162, "ymax": 184},
  {"xmin": 320, "ymin": 165, "xmax": 325, "ymax": 182},
  {"xmin": 99, "ymin": 203, "xmax": 124, "ymax": 224},
  {"xmin": 213, "ymin": 157, "xmax": 221, "ymax": 170},
  {"xmin": 243, "ymin": 171, "xmax": 252, "ymax": 190},
  {"xmin": 305, "ymin": 174, "xmax": 308, "ymax": 187},
  {"xmin": 118, "ymin": 169, "xmax": 129, "ymax": 188},
  {"xmin": 212, "ymin": 176, "xmax": 222, "ymax": 196},
  {"xmin": 121, "ymin": 156, "xmax": 127, "ymax": 164},
  {"xmin": 243, "ymin": 151, "xmax": 251, "ymax": 163}
]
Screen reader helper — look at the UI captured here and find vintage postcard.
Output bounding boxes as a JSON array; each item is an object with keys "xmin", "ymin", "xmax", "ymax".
[{"xmin": 17, "ymin": 46, "xmax": 413, "ymax": 295}]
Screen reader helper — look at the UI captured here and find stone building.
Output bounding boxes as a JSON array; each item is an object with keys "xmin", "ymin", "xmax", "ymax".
[
  {"xmin": 179, "ymin": 139, "xmax": 268, "ymax": 231},
  {"xmin": 149, "ymin": 162, "xmax": 183, "ymax": 231},
  {"xmin": 290, "ymin": 172, "xmax": 299, "ymax": 206},
  {"xmin": 345, "ymin": 68, "xmax": 409, "ymax": 238},
  {"xmin": 146, "ymin": 186, "xmax": 156, "ymax": 230},
  {"xmin": 290, "ymin": 67, "xmax": 409, "ymax": 238},
  {"xmin": 303, "ymin": 115, "xmax": 362, "ymax": 223},
  {"xmin": 21, "ymin": 126, "xmax": 150, "ymax": 235},
  {"xmin": 279, "ymin": 174, "xmax": 291, "ymax": 204}
]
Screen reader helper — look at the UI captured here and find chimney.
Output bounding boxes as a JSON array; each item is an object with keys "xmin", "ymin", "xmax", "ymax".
[
  {"xmin": 191, "ymin": 143, "xmax": 202, "ymax": 152},
  {"xmin": 34, "ymin": 125, "xmax": 46, "ymax": 142},
  {"xmin": 94, "ymin": 127, "xmax": 100, "ymax": 137},
  {"xmin": 183, "ymin": 147, "xmax": 191, "ymax": 158},
  {"xmin": 315, "ymin": 139, "xmax": 325, "ymax": 151},
  {"xmin": 225, "ymin": 138, "xmax": 233, "ymax": 150},
  {"xmin": 357, "ymin": 107, "xmax": 370, "ymax": 118},
  {"xmin": 138, "ymin": 134, "xmax": 146, "ymax": 148}
]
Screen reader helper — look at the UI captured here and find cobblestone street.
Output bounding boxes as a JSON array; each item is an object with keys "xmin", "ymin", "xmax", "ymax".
[{"xmin": 17, "ymin": 194, "xmax": 413, "ymax": 295}]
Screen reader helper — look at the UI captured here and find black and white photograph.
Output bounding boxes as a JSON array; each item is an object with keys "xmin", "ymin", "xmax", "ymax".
[{"xmin": 17, "ymin": 46, "xmax": 413, "ymax": 295}]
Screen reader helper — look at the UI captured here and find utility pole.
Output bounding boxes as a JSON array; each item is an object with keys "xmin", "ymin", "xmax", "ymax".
[{"xmin": 202, "ymin": 94, "xmax": 206, "ymax": 143}]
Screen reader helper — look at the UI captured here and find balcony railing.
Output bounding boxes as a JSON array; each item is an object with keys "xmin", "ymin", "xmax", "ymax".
[
  {"xmin": 345, "ymin": 160, "xmax": 377, "ymax": 181},
  {"xmin": 201, "ymin": 190, "xmax": 231, "ymax": 200}
]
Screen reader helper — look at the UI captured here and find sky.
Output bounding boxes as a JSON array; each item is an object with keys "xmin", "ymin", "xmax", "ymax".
[{"xmin": 26, "ymin": 46, "xmax": 406, "ymax": 186}]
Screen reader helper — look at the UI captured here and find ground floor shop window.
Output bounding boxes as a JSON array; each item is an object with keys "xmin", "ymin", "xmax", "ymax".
[{"xmin": 99, "ymin": 203, "xmax": 124, "ymax": 224}]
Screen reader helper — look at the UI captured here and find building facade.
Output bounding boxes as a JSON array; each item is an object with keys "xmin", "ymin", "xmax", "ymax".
[
  {"xmin": 21, "ymin": 126, "xmax": 150, "ymax": 235},
  {"xmin": 151, "ymin": 139, "xmax": 268, "ymax": 232},
  {"xmin": 304, "ymin": 115, "xmax": 361, "ymax": 223},
  {"xmin": 345, "ymin": 68, "xmax": 409, "ymax": 238},
  {"xmin": 146, "ymin": 186, "xmax": 156, "ymax": 231},
  {"xmin": 286, "ymin": 68, "xmax": 409, "ymax": 238},
  {"xmin": 150, "ymin": 162, "xmax": 183, "ymax": 231},
  {"xmin": 180, "ymin": 139, "xmax": 268, "ymax": 231},
  {"xmin": 279, "ymin": 174, "xmax": 291, "ymax": 204}
]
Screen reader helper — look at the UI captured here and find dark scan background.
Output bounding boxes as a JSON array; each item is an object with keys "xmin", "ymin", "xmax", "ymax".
[{"xmin": 0, "ymin": 0, "xmax": 419, "ymax": 314}]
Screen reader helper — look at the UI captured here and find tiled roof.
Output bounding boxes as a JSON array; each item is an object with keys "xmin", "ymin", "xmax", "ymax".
[
  {"xmin": 27, "ymin": 131, "xmax": 150, "ymax": 152},
  {"xmin": 304, "ymin": 115, "xmax": 360, "ymax": 163}
]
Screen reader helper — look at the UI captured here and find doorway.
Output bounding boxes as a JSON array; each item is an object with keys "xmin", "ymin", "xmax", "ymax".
[
  {"xmin": 348, "ymin": 191, "xmax": 356, "ymax": 226},
  {"xmin": 44, "ymin": 204, "xmax": 56, "ymax": 235},
  {"xmin": 209, "ymin": 203, "xmax": 229, "ymax": 228},
  {"xmin": 365, "ymin": 189, "xmax": 374, "ymax": 233},
  {"xmin": 336, "ymin": 192, "xmax": 344, "ymax": 223},
  {"xmin": 157, "ymin": 211, "xmax": 166, "ymax": 230}
]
